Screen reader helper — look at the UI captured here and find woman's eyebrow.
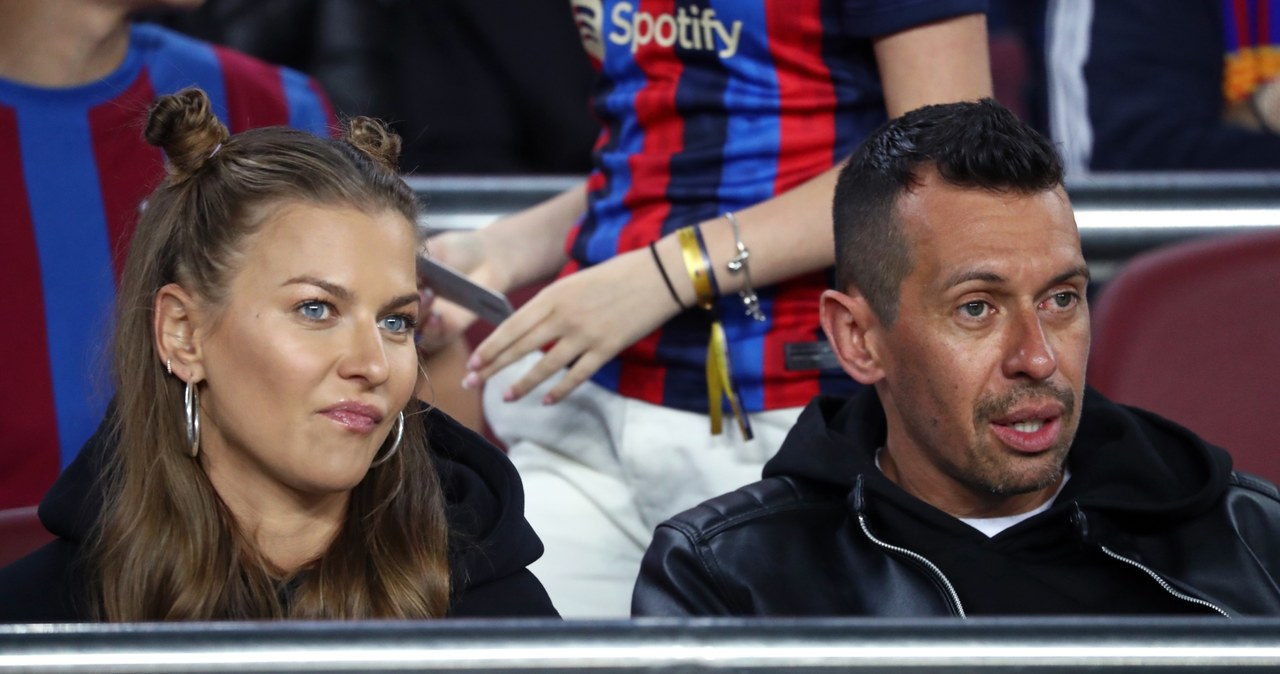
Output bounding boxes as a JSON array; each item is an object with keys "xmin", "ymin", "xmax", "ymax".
[{"xmin": 283, "ymin": 276, "xmax": 350, "ymax": 300}]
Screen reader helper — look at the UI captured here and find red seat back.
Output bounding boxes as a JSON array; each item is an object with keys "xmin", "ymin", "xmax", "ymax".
[
  {"xmin": 1089, "ymin": 230, "xmax": 1280, "ymax": 484},
  {"xmin": 0, "ymin": 506, "xmax": 54, "ymax": 568}
]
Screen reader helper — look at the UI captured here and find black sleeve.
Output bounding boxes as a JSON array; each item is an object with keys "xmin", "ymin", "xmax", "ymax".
[
  {"xmin": 1086, "ymin": 0, "xmax": 1280, "ymax": 169},
  {"xmin": 631, "ymin": 523, "xmax": 736, "ymax": 617}
]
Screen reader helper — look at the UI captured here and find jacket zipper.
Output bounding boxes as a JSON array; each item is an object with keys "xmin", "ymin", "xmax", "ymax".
[
  {"xmin": 856, "ymin": 512, "xmax": 967, "ymax": 617},
  {"xmin": 1097, "ymin": 544, "xmax": 1231, "ymax": 618}
]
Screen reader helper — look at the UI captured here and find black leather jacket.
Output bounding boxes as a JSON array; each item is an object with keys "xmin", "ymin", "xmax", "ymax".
[{"xmin": 633, "ymin": 389, "xmax": 1280, "ymax": 617}]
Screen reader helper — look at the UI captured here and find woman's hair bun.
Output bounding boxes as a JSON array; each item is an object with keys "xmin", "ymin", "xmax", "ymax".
[
  {"xmin": 343, "ymin": 116, "xmax": 402, "ymax": 173},
  {"xmin": 144, "ymin": 88, "xmax": 230, "ymax": 180}
]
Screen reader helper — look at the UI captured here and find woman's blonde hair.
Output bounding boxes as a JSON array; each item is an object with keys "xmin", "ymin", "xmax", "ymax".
[{"xmin": 92, "ymin": 88, "xmax": 450, "ymax": 620}]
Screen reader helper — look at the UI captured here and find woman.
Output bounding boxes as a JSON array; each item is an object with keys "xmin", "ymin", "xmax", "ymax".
[{"xmin": 0, "ymin": 88, "xmax": 556, "ymax": 621}]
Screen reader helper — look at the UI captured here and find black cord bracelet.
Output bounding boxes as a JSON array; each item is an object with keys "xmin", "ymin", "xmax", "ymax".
[{"xmin": 649, "ymin": 241, "xmax": 686, "ymax": 310}]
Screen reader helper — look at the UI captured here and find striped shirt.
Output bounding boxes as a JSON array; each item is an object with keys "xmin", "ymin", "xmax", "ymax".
[
  {"xmin": 0, "ymin": 23, "xmax": 335, "ymax": 508},
  {"xmin": 568, "ymin": 0, "xmax": 987, "ymax": 413}
]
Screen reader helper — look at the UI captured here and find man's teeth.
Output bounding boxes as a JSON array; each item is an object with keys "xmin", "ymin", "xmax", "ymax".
[{"xmin": 1011, "ymin": 420, "xmax": 1045, "ymax": 433}]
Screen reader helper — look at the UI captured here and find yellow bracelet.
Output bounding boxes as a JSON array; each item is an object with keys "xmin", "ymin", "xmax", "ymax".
[
  {"xmin": 676, "ymin": 226, "xmax": 716, "ymax": 310},
  {"xmin": 674, "ymin": 225, "xmax": 753, "ymax": 440}
]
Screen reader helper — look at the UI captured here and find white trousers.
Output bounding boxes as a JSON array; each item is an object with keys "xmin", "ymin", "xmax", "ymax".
[{"xmin": 485, "ymin": 354, "xmax": 800, "ymax": 617}]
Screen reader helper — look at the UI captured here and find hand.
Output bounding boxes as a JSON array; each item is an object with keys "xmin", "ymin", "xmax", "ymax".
[
  {"xmin": 462, "ymin": 247, "xmax": 683, "ymax": 404},
  {"xmin": 415, "ymin": 230, "xmax": 504, "ymax": 355},
  {"xmin": 1254, "ymin": 79, "xmax": 1280, "ymax": 133}
]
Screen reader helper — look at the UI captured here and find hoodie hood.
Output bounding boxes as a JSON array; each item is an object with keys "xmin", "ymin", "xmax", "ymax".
[
  {"xmin": 763, "ymin": 386, "xmax": 1235, "ymax": 523},
  {"xmin": 424, "ymin": 407, "xmax": 545, "ymax": 596},
  {"xmin": 38, "ymin": 402, "xmax": 544, "ymax": 599}
]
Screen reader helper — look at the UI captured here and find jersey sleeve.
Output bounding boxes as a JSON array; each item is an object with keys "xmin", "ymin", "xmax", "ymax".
[{"xmin": 839, "ymin": 0, "xmax": 989, "ymax": 39}]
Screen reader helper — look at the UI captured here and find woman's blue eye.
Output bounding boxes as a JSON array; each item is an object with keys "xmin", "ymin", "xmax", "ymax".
[
  {"xmin": 381, "ymin": 314, "xmax": 416, "ymax": 333},
  {"xmin": 298, "ymin": 301, "xmax": 331, "ymax": 320}
]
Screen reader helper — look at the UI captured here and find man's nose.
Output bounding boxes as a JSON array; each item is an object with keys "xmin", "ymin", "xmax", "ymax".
[{"xmin": 1003, "ymin": 309, "xmax": 1058, "ymax": 381}]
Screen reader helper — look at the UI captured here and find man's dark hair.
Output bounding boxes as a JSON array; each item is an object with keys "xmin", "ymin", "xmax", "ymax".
[{"xmin": 832, "ymin": 98, "xmax": 1064, "ymax": 325}]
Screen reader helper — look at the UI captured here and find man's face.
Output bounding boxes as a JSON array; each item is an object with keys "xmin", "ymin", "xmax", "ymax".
[{"xmin": 874, "ymin": 169, "xmax": 1089, "ymax": 518}]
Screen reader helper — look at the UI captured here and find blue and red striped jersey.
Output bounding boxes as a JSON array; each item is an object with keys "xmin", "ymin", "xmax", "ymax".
[
  {"xmin": 0, "ymin": 23, "xmax": 336, "ymax": 508},
  {"xmin": 1222, "ymin": 0, "xmax": 1280, "ymax": 104},
  {"xmin": 568, "ymin": 0, "xmax": 987, "ymax": 414}
]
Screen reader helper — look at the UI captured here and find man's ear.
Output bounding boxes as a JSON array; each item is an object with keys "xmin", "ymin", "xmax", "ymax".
[
  {"xmin": 819, "ymin": 288, "xmax": 886, "ymax": 385},
  {"xmin": 153, "ymin": 283, "xmax": 206, "ymax": 383}
]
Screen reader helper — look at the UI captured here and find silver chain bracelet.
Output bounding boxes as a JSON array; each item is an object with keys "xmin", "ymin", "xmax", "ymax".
[{"xmin": 724, "ymin": 212, "xmax": 766, "ymax": 321}]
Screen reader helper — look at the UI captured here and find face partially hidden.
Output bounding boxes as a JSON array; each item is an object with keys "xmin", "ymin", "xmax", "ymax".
[
  {"xmin": 195, "ymin": 202, "xmax": 420, "ymax": 510},
  {"xmin": 876, "ymin": 170, "xmax": 1089, "ymax": 518}
]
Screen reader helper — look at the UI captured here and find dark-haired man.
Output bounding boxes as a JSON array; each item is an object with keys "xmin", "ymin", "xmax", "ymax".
[{"xmin": 632, "ymin": 99, "xmax": 1280, "ymax": 617}]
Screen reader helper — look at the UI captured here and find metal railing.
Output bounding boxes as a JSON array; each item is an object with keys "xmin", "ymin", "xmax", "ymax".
[
  {"xmin": 3, "ymin": 617, "xmax": 1280, "ymax": 672},
  {"xmin": 407, "ymin": 171, "xmax": 1280, "ymax": 281}
]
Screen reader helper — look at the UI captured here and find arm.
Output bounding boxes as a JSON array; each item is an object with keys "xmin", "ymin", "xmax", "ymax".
[
  {"xmin": 417, "ymin": 182, "xmax": 585, "ymax": 348},
  {"xmin": 466, "ymin": 13, "xmax": 992, "ymax": 402},
  {"xmin": 631, "ymin": 524, "xmax": 736, "ymax": 616},
  {"xmin": 1079, "ymin": 0, "xmax": 1280, "ymax": 169}
]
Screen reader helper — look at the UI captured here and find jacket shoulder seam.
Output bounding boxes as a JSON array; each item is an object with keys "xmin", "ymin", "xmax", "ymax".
[
  {"xmin": 662, "ymin": 481, "xmax": 843, "ymax": 544},
  {"xmin": 1229, "ymin": 471, "xmax": 1280, "ymax": 502}
]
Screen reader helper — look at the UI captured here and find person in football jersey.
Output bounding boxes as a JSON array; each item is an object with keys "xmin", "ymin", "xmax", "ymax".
[
  {"xmin": 0, "ymin": 0, "xmax": 335, "ymax": 509},
  {"xmin": 422, "ymin": 1, "xmax": 993, "ymax": 616}
]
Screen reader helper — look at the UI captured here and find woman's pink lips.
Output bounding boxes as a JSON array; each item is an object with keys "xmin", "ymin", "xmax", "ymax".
[{"xmin": 320, "ymin": 403, "xmax": 383, "ymax": 433}]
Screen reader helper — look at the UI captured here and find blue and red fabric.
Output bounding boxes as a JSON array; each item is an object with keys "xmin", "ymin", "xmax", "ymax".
[
  {"xmin": 568, "ymin": 0, "xmax": 987, "ymax": 414},
  {"xmin": 0, "ymin": 23, "xmax": 335, "ymax": 508},
  {"xmin": 1222, "ymin": 0, "xmax": 1280, "ymax": 103}
]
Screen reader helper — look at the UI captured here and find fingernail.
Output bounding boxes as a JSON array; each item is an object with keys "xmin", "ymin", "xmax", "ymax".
[
  {"xmin": 503, "ymin": 388, "xmax": 516, "ymax": 403},
  {"xmin": 466, "ymin": 354, "xmax": 482, "ymax": 370},
  {"xmin": 542, "ymin": 394, "xmax": 556, "ymax": 406},
  {"xmin": 461, "ymin": 372, "xmax": 480, "ymax": 390}
]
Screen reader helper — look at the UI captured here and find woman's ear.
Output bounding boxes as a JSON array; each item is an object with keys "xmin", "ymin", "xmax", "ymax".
[
  {"xmin": 154, "ymin": 283, "xmax": 206, "ymax": 383},
  {"xmin": 819, "ymin": 288, "xmax": 886, "ymax": 385}
]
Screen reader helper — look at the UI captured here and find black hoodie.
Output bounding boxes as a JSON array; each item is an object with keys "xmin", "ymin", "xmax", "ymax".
[
  {"xmin": 634, "ymin": 387, "xmax": 1280, "ymax": 617},
  {"xmin": 0, "ymin": 405, "xmax": 558, "ymax": 622}
]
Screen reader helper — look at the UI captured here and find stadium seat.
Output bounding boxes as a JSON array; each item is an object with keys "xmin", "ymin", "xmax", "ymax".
[
  {"xmin": 1089, "ymin": 229, "xmax": 1280, "ymax": 484},
  {"xmin": 0, "ymin": 506, "xmax": 53, "ymax": 568}
]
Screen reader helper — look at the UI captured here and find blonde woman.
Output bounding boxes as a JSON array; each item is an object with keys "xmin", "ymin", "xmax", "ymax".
[{"xmin": 0, "ymin": 88, "xmax": 555, "ymax": 621}]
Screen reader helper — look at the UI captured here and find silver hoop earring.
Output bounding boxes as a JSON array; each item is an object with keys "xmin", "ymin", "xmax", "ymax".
[
  {"xmin": 371, "ymin": 411, "xmax": 404, "ymax": 467},
  {"xmin": 184, "ymin": 379, "xmax": 201, "ymax": 458}
]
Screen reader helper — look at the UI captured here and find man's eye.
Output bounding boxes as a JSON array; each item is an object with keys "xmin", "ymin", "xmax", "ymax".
[
  {"xmin": 961, "ymin": 301, "xmax": 989, "ymax": 318},
  {"xmin": 298, "ymin": 301, "xmax": 331, "ymax": 321},
  {"xmin": 1052, "ymin": 292, "xmax": 1077, "ymax": 308}
]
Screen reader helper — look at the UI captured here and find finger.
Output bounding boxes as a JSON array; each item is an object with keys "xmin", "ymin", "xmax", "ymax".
[
  {"xmin": 505, "ymin": 338, "xmax": 587, "ymax": 402},
  {"xmin": 476, "ymin": 315, "xmax": 566, "ymax": 383},
  {"xmin": 460, "ymin": 313, "xmax": 563, "ymax": 391},
  {"xmin": 542, "ymin": 350, "xmax": 607, "ymax": 405},
  {"xmin": 469, "ymin": 298, "xmax": 553, "ymax": 370}
]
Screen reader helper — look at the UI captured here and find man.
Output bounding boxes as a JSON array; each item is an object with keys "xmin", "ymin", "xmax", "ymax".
[
  {"xmin": 426, "ymin": 0, "xmax": 992, "ymax": 616},
  {"xmin": 632, "ymin": 99, "xmax": 1280, "ymax": 617}
]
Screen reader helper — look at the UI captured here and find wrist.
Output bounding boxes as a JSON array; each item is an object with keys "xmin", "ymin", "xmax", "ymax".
[{"xmin": 653, "ymin": 234, "xmax": 700, "ymax": 309}]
